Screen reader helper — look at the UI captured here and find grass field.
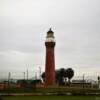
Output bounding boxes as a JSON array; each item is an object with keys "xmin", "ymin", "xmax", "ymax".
[{"xmin": 1, "ymin": 96, "xmax": 100, "ymax": 100}]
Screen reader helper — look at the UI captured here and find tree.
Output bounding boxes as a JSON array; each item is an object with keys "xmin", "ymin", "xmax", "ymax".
[
  {"xmin": 56, "ymin": 69, "xmax": 63, "ymax": 85},
  {"xmin": 41, "ymin": 72, "xmax": 45, "ymax": 82},
  {"xmin": 56, "ymin": 68, "xmax": 67, "ymax": 85},
  {"xmin": 41, "ymin": 69, "xmax": 65, "ymax": 85},
  {"xmin": 65, "ymin": 68, "xmax": 74, "ymax": 84},
  {"xmin": 41, "ymin": 68, "xmax": 74, "ymax": 86}
]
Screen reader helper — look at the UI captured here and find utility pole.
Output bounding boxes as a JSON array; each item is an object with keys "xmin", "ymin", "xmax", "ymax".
[
  {"xmin": 8, "ymin": 72, "xmax": 11, "ymax": 82},
  {"xmin": 98, "ymin": 76, "xmax": 100, "ymax": 90},
  {"xmin": 26, "ymin": 69, "xmax": 28, "ymax": 80},
  {"xmin": 39, "ymin": 66, "xmax": 41, "ymax": 79},
  {"xmin": 35, "ymin": 72, "xmax": 37, "ymax": 80},
  {"xmin": 83, "ymin": 74, "xmax": 85, "ymax": 88},
  {"xmin": 8, "ymin": 72, "xmax": 11, "ymax": 87},
  {"xmin": 23, "ymin": 72, "xmax": 25, "ymax": 80}
]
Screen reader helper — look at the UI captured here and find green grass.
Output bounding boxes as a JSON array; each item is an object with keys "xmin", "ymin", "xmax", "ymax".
[
  {"xmin": 1, "ymin": 96, "xmax": 100, "ymax": 100},
  {"xmin": 1, "ymin": 87, "xmax": 99, "ymax": 94},
  {"xmin": 0, "ymin": 87, "xmax": 36, "ymax": 93}
]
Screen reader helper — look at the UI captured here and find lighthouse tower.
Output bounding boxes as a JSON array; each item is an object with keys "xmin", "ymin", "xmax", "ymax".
[{"xmin": 45, "ymin": 28, "xmax": 56, "ymax": 86}]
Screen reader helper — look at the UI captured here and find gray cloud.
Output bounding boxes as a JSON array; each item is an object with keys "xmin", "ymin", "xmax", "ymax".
[{"xmin": 0, "ymin": 0, "xmax": 100, "ymax": 79}]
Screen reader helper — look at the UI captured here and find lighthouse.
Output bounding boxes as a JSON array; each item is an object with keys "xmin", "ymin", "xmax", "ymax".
[{"xmin": 45, "ymin": 28, "xmax": 56, "ymax": 86}]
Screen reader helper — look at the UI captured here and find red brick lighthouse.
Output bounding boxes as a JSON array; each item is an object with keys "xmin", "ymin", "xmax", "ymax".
[{"xmin": 45, "ymin": 28, "xmax": 56, "ymax": 86}]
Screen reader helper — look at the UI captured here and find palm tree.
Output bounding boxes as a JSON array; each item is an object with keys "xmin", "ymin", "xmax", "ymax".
[
  {"xmin": 42, "ymin": 68, "xmax": 66, "ymax": 85},
  {"xmin": 41, "ymin": 68, "xmax": 74, "ymax": 86},
  {"xmin": 56, "ymin": 68, "xmax": 67, "ymax": 85},
  {"xmin": 66, "ymin": 68, "xmax": 74, "ymax": 84}
]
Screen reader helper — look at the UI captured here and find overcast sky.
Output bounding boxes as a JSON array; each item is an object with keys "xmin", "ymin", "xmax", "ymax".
[{"xmin": 0, "ymin": 0, "xmax": 100, "ymax": 79}]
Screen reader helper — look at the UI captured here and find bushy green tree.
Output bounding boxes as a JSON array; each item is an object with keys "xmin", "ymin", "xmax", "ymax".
[
  {"xmin": 41, "ymin": 68, "xmax": 74, "ymax": 86},
  {"xmin": 66, "ymin": 68, "xmax": 74, "ymax": 83}
]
